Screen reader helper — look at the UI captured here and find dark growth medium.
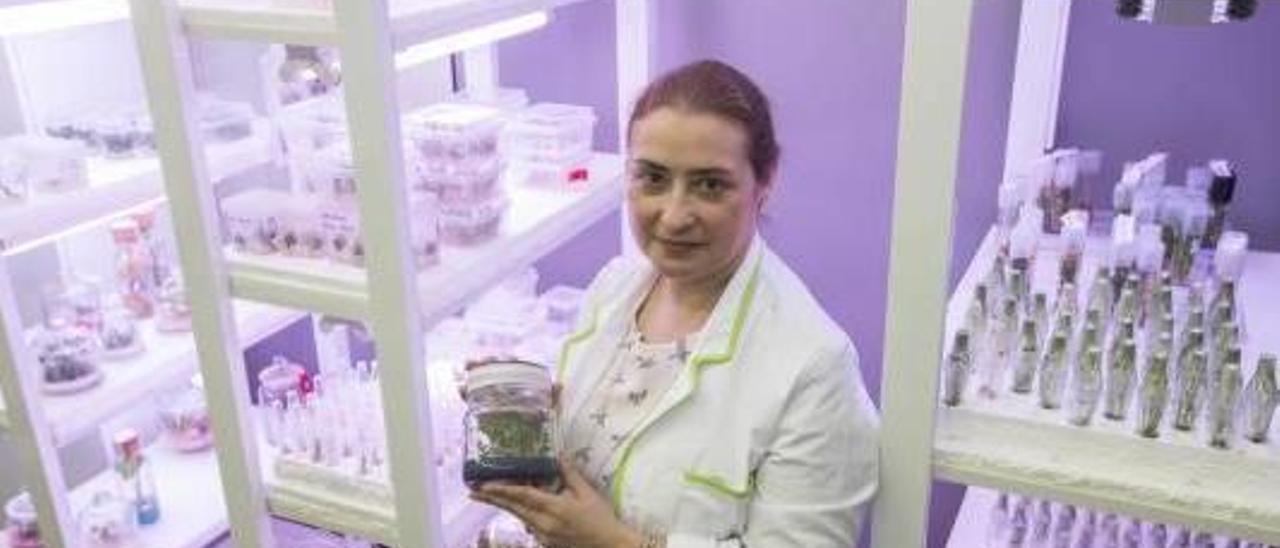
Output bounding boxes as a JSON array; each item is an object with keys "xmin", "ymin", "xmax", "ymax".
[{"xmin": 463, "ymin": 359, "xmax": 559, "ymax": 490}]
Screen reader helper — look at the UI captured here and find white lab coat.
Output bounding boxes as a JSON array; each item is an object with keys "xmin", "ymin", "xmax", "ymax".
[{"xmin": 556, "ymin": 235, "xmax": 880, "ymax": 547}]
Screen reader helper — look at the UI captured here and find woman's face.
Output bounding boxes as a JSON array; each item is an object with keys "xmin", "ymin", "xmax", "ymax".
[{"xmin": 627, "ymin": 107, "xmax": 768, "ymax": 284}]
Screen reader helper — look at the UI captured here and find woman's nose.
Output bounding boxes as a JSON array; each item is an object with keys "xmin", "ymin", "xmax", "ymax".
[{"xmin": 657, "ymin": 193, "xmax": 697, "ymax": 231}]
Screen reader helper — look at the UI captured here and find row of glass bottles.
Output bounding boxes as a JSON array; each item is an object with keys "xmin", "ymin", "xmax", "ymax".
[
  {"xmin": 985, "ymin": 490, "xmax": 1272, "ymax": 548},
  {"xmin": 943, "ymin": 213, "xmax": 1278, "ymax": 447},
  {"xmin": 259, "ymin": 354, "xmax": 389, "ymax": 478}
]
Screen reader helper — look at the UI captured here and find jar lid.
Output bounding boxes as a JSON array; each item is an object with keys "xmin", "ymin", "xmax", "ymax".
[
  {"xmin": 5, "ymin": 492, "xmax": 36, "ymax": 522},
  {"xmin": 465, "ymin": 359, "xmax": 550, "ymax": 394}
]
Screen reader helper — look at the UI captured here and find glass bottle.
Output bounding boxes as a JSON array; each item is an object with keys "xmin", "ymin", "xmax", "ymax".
[
  {"xmin": 1057, "ymin": 282, "xmax": 1079, "ymax": 330},
  {"xmin": 1207, "ymin": 349, "xmax": 1242, "ymax": 449},
  {"xmin": 1053, "ymin": 505, "xmax": 1076, "ymax": 548},
  {"xmin": 4, "ymin": 492, "xmax": 42, "ymax": 548},
  {"xmin": 1148, "ymin": 523, "xmax": 1168, "ymax": 548},
  {"xmin": 1033, "ymin": 293, "xmax": 1049, "ymax": 343},
  {"xmin": 1039, "ymin": 333, "xmax": 1070, "ymax": 410},
  {"xmin": 1173, "ymin": 348, "xmax": 1208, "ymax": 432},
  {"xmin": 1170, "ymin": 528, "xmax": 1191, "ymax": 548},
  {"xmin": 110, "ymin": 219, "xmax": 155, "ymax": 319},
  {"xmin": 463, "ymin": 359, "xmax": 558, "ymax": 490},
  {"xmin": 1242, "ymin": 353, "xmax": 1278, "ymax": 443},
  {"xmin": 1009, "ymin": 496, "xmax": 1031, "ymax": 547},
  {"xmin": 1099, "ymin": 513, "xmax": 1120, "ymax": 548},
  {"xmin": 1076, "ymin": 510, "xmax": 1098, "ymax": 548},
  {"xmin": 111, "ymin": 429, "xmax": 160, "ymax": 526},
  {"xmin": 987, "ymin": 491, "xmax": 1011, "ymax": 547},
  {"xmin": 1122, "ymin": 518, "xmax": 1143, "ymax": 548},
  {"xmin": 1192, "ymin": 532, "xmax": 1216, "ymax": 548},
  {"xmin": 1032, "ymin": 499, "xmax": 1053, "ymax": 545},
  {"xmin": 1209, "ymin": 322, "xmax": 1239, "ymax": 382},
  {"xmin": 942, "ymin": 330, "xmax": 972, "ymax": 407},
  {"xmin": 1012, "ymin": 320, "xmax": 1039, "ymax": 394},
  {"xmin": 1088, "ymin": 270, "xmax": 1113, "ymax": 326},
  {"xmin": 1070, "ymin": 346, "xmax": 1103, "ymax": 426},
  {"xmin": 1104, "ymin": 340, "xmax": 1137, "ymax": 421},
  {"xmin": 981, "ymin": 298, "xmax": 1019, "ymax": 399},
  {"xmin": 1136, "ymin": 350, "xmax": 1171, "ymax": 438},
  {"xmin": 1177, "ymin": 328, "xmax": 1206, "ymax": 382},
  {"xmin": 1115, "ymin": 285, "xmax": 1139, "ymax": 325}
]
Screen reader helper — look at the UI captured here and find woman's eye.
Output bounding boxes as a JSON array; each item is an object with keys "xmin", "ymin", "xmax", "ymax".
[
  {"xmin": 634, "ymin": 170, "xmax": 667, "ymax": 190},
  {"xmin": 694, "ymin": 177, "xmax": 727, "ymax": 195}
]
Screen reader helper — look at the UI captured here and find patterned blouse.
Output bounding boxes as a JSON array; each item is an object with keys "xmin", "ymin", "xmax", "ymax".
[{"xmin": 562, "ymin": 324, "xmax": 697, "ymax": 494}]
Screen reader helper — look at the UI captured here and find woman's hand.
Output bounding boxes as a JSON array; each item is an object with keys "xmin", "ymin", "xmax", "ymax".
[{"xmin": 470, "ymin": 458, "xmax": 645, "ymax": 548}]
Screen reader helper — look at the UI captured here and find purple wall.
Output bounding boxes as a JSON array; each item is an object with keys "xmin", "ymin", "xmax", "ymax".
[
  {"xmin": 503, "ymin": 1, "xmax": 1023, "ymax": 546},
  {"xmin": 1057, "ymin": 1, "xmax": 1280, "ymax": 251}
]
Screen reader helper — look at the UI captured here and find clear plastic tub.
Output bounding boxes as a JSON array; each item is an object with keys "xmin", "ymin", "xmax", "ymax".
[
  {"xmin": 320, "ymin": 200, "xmax": 363, "ymax": 266},
  {"xmin": 0, "ymin": 146, "xmax": 30, "ymax": 207},
  {"xmin": 197, "ymin": 95, "xmax": 255, "ymax": 143},
  {"xmin": 3, "ymin": 136, "xmax": 88, "ymax": 193},
  {"xmin": 439, "ymin": 194, "xmax": 507, "ymax": 247},
  {"xmin": 502, "ymin": 103, "xmax": 594, "ymax": 163},
  {"xmin": 221, "ymin": 189, "xmax": 288, "ymax": 255},
  {"xmin": 462, "ymin": 359, "xmax": 558, "ymax": 490},
  {"xmin": 425, "ymin": 155, "xmax": 503, "ymax": 205},
  {"xmin": 280, "ymin": 195, "xmax": 328, "ymax": 259},
  {"xmin": 539, "ymin": 285, "xmax": 585, "ymax": 328},
  {"xmin": 407, "ymin": 103, "xmax": 504, "ymax": 162}
]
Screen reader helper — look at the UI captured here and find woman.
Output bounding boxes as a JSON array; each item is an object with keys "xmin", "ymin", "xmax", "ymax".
[{"xmin": 472, "ymin": 59, "xmax": 880, "ymax": 547}]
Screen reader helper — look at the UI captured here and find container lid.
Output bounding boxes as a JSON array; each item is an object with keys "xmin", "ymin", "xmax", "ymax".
[
  {"xmin": 1214, "ymin": 231, "xmax": 1249, "ymax": 281},
  {"xmin": 112, "ymin": 428, "xmax": 141, "ymax": 457},
  {"xmin": 109, "ymin": 218, "xmax": 141, "ymax": 244},
  {"xmin": 5, "ymin": 491, "xmax": 37, "ymax": 525},
  {"xmin": 465, "ymin": 359, "xmax": 551, "ymax": 394}
]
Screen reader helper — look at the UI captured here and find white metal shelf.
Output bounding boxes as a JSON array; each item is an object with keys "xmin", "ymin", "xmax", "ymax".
[
  {"xmin": 179, "ymin": 0, "xmax": 592, "ymax": 48},
  {"xmin": 0, "ymin": 302, "xmax": 300, "ymax": 447},
  {"xmin": 261, "ymin": 433, "xmax": 496, "ymax": 547},
  {"xmin": 933, "ymin": 229, "xmax": 1280, "ymax": 543},
  {"xmin": 67, "ymin": 440, "xmax": 228, "ymax": 548},
  {"xmin": 0, "ymin": 120, "xmax": 273, "ymax": 252},
  {"xmin": 227, "ymin": 153, "xmax": 625, "ymax": 322}
]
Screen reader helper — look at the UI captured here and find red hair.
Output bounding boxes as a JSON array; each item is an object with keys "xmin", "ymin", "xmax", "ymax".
[{"xmin": 628, "ymin": 60, "xmax": 780, "ymax": 184}]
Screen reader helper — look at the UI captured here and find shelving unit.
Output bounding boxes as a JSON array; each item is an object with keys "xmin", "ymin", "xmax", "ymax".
[
  {"xmin": 179, "ymin": 0, "xmax": 592, "ymax": 47},
  {"xmin": 226, "ymin": 153, "xmax": 625, "ymax": 321},
  {"xmin": 0, "ymin": 301, "xmax": 299, "ymax": 446},
  {"xmin": 0, "ymin": 121, "xmax": 273, "ymax": 251},
  {"xmin": 66, "ymin": 441, "xmax": 228, "ymax": 548},
  {"xmin": 935, "ymin": 230, "xmax": 1280, "ymax": 542},
  {"xmin": 129, "ymin": 0, "xmax": 651, "ymax": 546},
  {"xmin": 878, "ymin": 1, "xmax": 1280, "ymax": 546}
]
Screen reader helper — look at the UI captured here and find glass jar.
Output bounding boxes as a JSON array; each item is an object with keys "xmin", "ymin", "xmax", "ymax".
[
  {"xmin": 158, "ymin": 381, "xmax": 213, "ymax": 452},
  {"xmin": 43, "ymin": 277, "xmax": 104, "ymax": 334},
  {"xmin": 5, "ymin": 492, "xmax": 42, "ymax": 548},
  {"xmin": 154, "ymin": 274, "xmax": 192, "ymax": 333},
  {"xmin": 99, "ymin": 307, "xmax": 144, "ymax": 361},
  {"xmin": 257, "ymin": 356, "xmax": 308, "ymax": 448},
  {"xmin": 462, "ymin": 359, "xmax": 557, "ymax": 490},
  {"xmin": 111, "ymin": 219, "xmax": 156, "ymax": 319},
  {"xmin": 31, "ymin": 319, "xmax": 102, "ymax": 395},
  {"xmin": 77, "ymin": 490, "xmax": 138, "ymax": 548}
]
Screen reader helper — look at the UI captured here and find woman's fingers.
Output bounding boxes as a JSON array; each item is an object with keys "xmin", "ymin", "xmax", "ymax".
[
  {"xmin": 479, "ymin": 482, "xmax": 560, "ymax": 513},
  {"xmin": 557, "ymin": 456, "xmax": 591, "ymax": 494}
]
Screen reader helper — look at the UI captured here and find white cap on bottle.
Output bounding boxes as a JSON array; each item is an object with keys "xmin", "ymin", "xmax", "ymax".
[{"xmin": 1214, "ymin": 231, "xmax": 1249, "ymax": 282}]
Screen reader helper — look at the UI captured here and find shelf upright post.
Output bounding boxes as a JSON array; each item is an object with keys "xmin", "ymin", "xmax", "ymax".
[
  {"xmin": 331, "ymin": 2, "xmax": 444, "ymax": 546},
  {"xmin": 127, "ymin": 1, "xmax": 275, "ymax": 546},
  {"xmin": 614, "ymin": 0, "xmax": 652, "ymax": 256},
  {"xmin": 873, "ymin": 0, "xmax": 975, "ymax": 547},
  {"xmin": 0, "ymin": 259, "xmax": 74, "ymax": 547}
]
